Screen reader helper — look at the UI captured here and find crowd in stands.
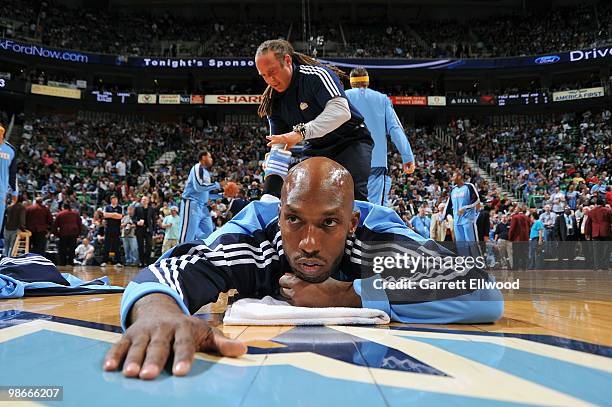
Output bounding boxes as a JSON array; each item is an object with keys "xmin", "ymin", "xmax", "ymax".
[
  {"xmin": 455, "ymin": 110, "xmax": 611, "ymax": 209},
  {"xmin": 1, "ymin": 109, "xmax": 609, "ymax": 269},
  {"xmin": 1, "ymin": 0, "xmax": 609, "ymax": 58}
]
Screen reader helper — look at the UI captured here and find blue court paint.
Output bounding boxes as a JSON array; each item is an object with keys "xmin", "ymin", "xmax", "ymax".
[
  {"xmin": 407, "ymin": 336, "xmax": 612, "ymax": 406},
  {"xmin": 1, "ymin": 312, "xmax": 611, "ymax": 406},
  {"xmin": 0, "ymin": 330, "xmax": 259, "ymax": 407},
  {"xmin": 249, "ymin": 326, "xmax": 447, "ymax": 376},
  {"xmin": 387, "ymin": 324, "xmax": 612, "ymax": 357}
]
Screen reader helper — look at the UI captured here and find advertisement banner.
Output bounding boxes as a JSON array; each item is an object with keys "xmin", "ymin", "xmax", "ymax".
[
  {"xmin": 389, "ymin": 96, "xmax": 427, "ymax": 106},
  {"xmin": 0, "ymin": 38, "xmax": 121, "ymax": 65},
  {"xmin": 76, "ymin": 80, "xmax": 87, "ymax": 89},
  {"xmin": 447, "ymin": 95, "xmax": 496, "ymax": 106},
  {"xmin": 131, "ymin": 57, "xmax": 257, "ymax": 69},
  {"xmin": 191, "ymin": 95, "xmax": 204, "ymax": 104},
  {"xmin": 159, "ymin": 94, "xmax": 181, "ymax": 104},
  {"xmin": 205, "ymin": 94, "xmax": 263, "ymax": 104},
  {"xmin": 552, "ymin": 87, "xmax": 605, "ymax": 102},
  {"xmin": 138, "ymin": 94, "xmax": 157, "ymax": 104},
  {"xmin": 31, "ymin": 84, "xmax": 81, "ymax": 99},
  {"xmin": 180, "ymin": 95, "xmax": 191, "ymax": 104},
  {"xmin": 427, "ymin": 96, "xmax": 447, "ymax": 106},
  {"xmin": 47, "ymin": 80, "xmax": 77, "ymax": 89},
  {"xmin": 3, "ymin": 37, "xmax": 611, "ymax": 70}
]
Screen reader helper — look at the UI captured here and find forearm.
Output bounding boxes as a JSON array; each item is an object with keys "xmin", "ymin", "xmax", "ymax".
[
  {"xmin": 128, "ymin": 293, "xmax": 185, "ymax": 326},
  {"xmin": 303, "ymin": 97, "xmax": 351, "ymax": 140},
  {"xmin": 390, "ymin": 129, "xmax": 414, "ymax": 163}
]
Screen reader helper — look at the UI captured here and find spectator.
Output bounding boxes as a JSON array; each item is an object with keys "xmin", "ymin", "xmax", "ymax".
[
  {"xmin": 3, "ymin": 196, "xmax": 26, "ymax": 256},
  {"xmin": 121, "ymin": 204, "xmax": 139, "ymax": 267},
  {"xmin": 528, "ymin": 212, "xmax": 545, "ymax": 269},
  {"xmin": 508, "ymin": 206, "xmax": 531, "ymax": 270},
  {"xmin": 134, "ymin": 196, "xmax": 156, "ymax": 267},
  {"xmin": 51, "ymin": 202, "xmax": 82, "ymax": 266},
  {"xmin": 555, "ymin": 208, "xmax": 578, "ymax": 267},
  {"xmin": 410, "ymin": 206, "xmax": 431, "ymax": 239},
  {"xmin": 25, "ymin": 196, "xmax": 53, "ymax": 255},
  {"xmin": 74, "ymin": 237, "xmax": 95, "ymax": 265},
  {"xmin": 103, "ymin": 195, "xmax": 123, "ymax": 266},
  {"xmin": 494, "ymin": 214, "xmax": 511, "ymax": 269},
  {"xmin": 161, "ymin": 206, "xmax": 181, "ymax": 254},
  {"xmin": 585, "ymin": 198, "xmax": 612, "ymax": 270},
  {"xmin": 429, "ymin": 203, "xmax": 454, "ymax": 243}
]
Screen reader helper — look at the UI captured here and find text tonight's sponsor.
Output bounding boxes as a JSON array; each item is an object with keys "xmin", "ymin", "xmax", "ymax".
[{"xmin": 142, "ymin": 58, "xmax": 256, "ymax": 68}]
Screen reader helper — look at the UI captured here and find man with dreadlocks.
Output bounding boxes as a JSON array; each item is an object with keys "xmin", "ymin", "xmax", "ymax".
[{"xmin": 255, "ymin": 39, "xmax": 373, "ymax": 201}]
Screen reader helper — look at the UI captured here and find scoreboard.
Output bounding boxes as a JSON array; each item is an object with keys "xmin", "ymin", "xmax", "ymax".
[{"xmin": 497, "ymin": 92, "xmax": 550, "ymax": 106}]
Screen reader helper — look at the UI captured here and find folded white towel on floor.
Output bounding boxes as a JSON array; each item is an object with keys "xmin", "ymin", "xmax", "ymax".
[{"xmin": 223, "ymin": 296, "xmax": 390, "ymax": 326}]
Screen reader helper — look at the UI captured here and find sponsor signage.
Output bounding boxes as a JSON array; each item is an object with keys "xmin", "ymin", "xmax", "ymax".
[
  {"xmin": 89, "ymin": 91, "xmax": 134, "ymax": 104},
  {"xmin": 427, "ymin": 96, "xmax": 446, "ymax": 106},
  {"xmin": 47, "ymin": 80, "xmax": 77, "ymax": 89},
  {"xmin": 204, "ymin": 94, "xmax": 263, "ymax": 104},
  {"xmin": 0, "ymin": 38, "xmax": 119, "ymax": 65},
  {"xmin": 497, "ymin": 92, "xmax": 550, "ymax": 106},
  {"xmin": 3, "ymin": 36, "xmax": 612, "ymax": 70},
  {"xmin": 569, "ymin": 47, "xmax": 612, "ymax": 62},
  {"xmin": 76, "ymin": 80, "xmax": 87, "ymax": 89},
  {"xmin": 552, "ymin": 87, "xmax": 605, "ymax": 102},
  {"xmin": 180, "ymin": 95, "xmax": 191, "ymax": 104},
  {"xmin": 138, "ymin": 94, "xmax": 157, "ymax": 104},
  {"xmin": 447, "ymin": 95, "xmax": 496, "ymax": 106},
  {"xmin": 389, "ymin": 96, "xmax": 427, "ymax": 105},
  {"xmin": 159, "ymin": 94, "xmax": 181, "ymax": 104},
  {"xmin": 191, "ymin": 95, "xmax": 204, "ymax": 104},
  {"xmin": 534, "ymin": 55, "xmax": 561, "ymax": 64},
  {"xmin": 31, "ymin": 84, "xmax": 81, "ymax": 99},
  {"xmin": 131, "ymin": 57, "xmax": 257, "ymax": 69}
]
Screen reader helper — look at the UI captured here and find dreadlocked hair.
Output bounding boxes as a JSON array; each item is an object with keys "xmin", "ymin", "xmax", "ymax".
[{"xmin": 256, "ymin": 39, "xmax": 347, "ymax": 118}]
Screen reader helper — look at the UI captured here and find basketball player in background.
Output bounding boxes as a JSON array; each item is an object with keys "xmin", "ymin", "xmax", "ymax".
[
  {"xmin": 345, "ymin": 68, "xmax": 415, "ymax": 206},
  {"xmin": 444, "ymin": 171, "xmax": 482, "ymax": 258},
  {"xmin": 0, "ymin": 124, "xmax": 18, "ymax": 237},
  {"xmin": 178, "ymin": 151, "xmax": 223, "ymax": 243}
]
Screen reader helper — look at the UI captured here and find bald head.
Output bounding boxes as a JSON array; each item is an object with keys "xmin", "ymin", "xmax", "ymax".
[
  {"xmin": 281, "ymin": 157, "xmax": 354, "ymax": 209},
  {"xmin": 278, "ymin": 157, "xmax": 360, "ymax": 283}
]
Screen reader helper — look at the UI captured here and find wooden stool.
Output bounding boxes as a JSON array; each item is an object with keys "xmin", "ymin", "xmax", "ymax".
[{"xmin": 11, "ymin": 230, "xmax": 32, "ymax": 257}]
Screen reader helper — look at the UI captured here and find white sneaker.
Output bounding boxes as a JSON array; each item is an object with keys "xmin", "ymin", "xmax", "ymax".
[{"xmin": 100, "ymin": 263, "xmax": 107, "ymax": 267}]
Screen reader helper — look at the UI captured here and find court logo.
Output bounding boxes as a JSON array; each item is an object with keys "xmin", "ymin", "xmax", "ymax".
[{"xmin": 534, "ymin": 55, "xmax": 560, "ymax": 64}]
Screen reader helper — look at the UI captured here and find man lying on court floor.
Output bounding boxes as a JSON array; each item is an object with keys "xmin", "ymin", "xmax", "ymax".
[{"xmin": 104, "ymin": 156, "xmax": 504, "ymax": 380}]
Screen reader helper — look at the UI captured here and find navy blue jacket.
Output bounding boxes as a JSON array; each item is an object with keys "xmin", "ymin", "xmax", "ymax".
[{"xmin": 267, "ymin": 63, "xmax": 370, "ymax": 155}]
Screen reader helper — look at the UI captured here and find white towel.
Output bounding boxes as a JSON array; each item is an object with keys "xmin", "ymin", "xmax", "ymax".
[{"xmin": 223, "ymin": 296, "xmax": 390, "ymax": 326}]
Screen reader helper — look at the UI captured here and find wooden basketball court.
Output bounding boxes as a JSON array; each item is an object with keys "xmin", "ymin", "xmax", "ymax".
[{"xmin": 1, "ymin": 266, "xmax": 611, "ymax": 406}]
